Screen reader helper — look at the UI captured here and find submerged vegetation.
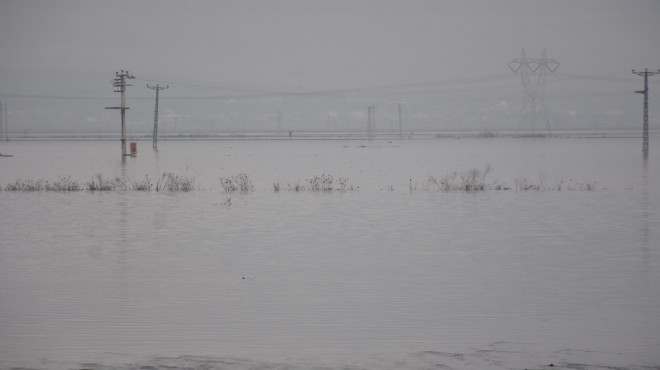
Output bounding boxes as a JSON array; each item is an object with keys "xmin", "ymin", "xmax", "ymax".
[
  {"xmin": 157, "ymin": 173, "xmax": 195, "ymax": 192},
  {"xmin": 274, "ymin": 174, "xmax": 356, "ymax": 192},
  {"xmin": 414, "ymin": 165, "xmax": 596, "ymax": 193},
  {"xmin": 219, "ymin": 173, "xmax": 254, "ymax": 193},
  {"xmin": 4, "ymin": 173, "xmax": 195, "ymax": 192},
  {"xmin": 2, "ymin": 168, "xmax": 595, "ymax": 193},
  {"xmin": 4, "ymin": 176, "xmax": 83, "ymax": 191},
  {"xmin": 423, "ymin": 165, "xmax": 506, "ymax": 192},
  {"xmin": 513, "ymin": 177, "xmax": 596, "ymax": 191}
]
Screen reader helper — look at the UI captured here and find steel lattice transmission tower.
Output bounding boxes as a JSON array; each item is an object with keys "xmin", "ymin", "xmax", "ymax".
[
  {"xmin": 508, "ymin": 49, "xmax": 559, "ymax": 134},
  {"xmin": 147, "ymin": 84, "xmax": 169, "ymax": 150}
]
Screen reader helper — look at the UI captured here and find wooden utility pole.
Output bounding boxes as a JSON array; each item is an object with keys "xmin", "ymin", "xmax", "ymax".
[
  {"xmin": 105, "ymin": 70, "xmax": 135, "ymax": 157},
  {"xmin": 633, "ymin": 68, "xmax": 660, "ymax": 158},
  {"xmin": 147, "ymin": 84, "xmax": 169, "ymax": 150}
]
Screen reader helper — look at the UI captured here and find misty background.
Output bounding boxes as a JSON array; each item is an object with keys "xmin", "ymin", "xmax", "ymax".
[{"xmin": 1, "ymin": 0, "xmax": 659, "ymax": 136}]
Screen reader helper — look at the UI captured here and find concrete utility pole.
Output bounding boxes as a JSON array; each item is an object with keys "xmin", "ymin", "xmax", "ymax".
[
  {"xmin": 633, "ymin": 68, "xmax": 660, "ymax": 158},
  {"xmin": 105, "ymin": 70, "xmax": 135, "ymax": 157},
  {"xmin": 398, "ymin": 103, "xmax": 403, "ymax": 139},
  {"xmin": 105, "ymin": 69, "xmax": 135, "ymax": 158},
  {"xmin": 147, "ymin": 84, "xmax": 169, "ymax": 150},
  {"xmin": 0, "ymin": 102, "xmax": 5, "ymax": 141},
  {"xmin": 367, "ymin": 106, "xmax": 376, "ymax": 139}
]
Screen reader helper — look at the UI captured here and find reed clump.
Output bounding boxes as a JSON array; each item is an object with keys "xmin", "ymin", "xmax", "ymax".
[
  {"xmin": 514, "ymin": 177, "xmax": 596, "ymax": 191},
  {"xmin": 49, "ymin": 176, "xmax": 82, "ymax": 191},
  {"xmin": 4, "ymin": 176, "xmax": 83, "ymax": 191},
  {"xmin": 4, "ymin": 178, "xmax": 48, "ymax": 191},
  {"xmin": 424, "ymin": 165, "xmax": 502, "ymax": 192},
  {"xmin": 86, "ymin": 174, "xmax": 122, "ymax": 191},
  {"xmin": 219, "ymin": 173, "xmax": 254, "ymax": 193},
  {"xmin": 156, "ymin": 173, "xmax": 195, "ymax": 192},
  {"xmin": 4, "ymin": 173, "xmax": 195, "ymax": 192},
  {"xmin": 128, "ymin": 175, "xmax": 153, "ymax": 191},
  {"xmin": 279, "ymin": 174, "xmax": 355, "ymax": 192}
]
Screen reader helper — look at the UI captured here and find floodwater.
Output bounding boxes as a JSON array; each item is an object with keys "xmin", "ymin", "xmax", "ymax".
[{"xmin": 1, "ymin": 137, "xmax": 659, "ymax": 370}]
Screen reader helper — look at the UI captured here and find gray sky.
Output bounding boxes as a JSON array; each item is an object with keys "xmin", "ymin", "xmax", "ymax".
[{"xmin": 1, "ymin": 0, "xmax": 659, "ymax": 133}]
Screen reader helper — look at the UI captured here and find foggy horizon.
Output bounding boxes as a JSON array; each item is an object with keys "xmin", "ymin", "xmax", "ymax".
[{"xmin": 1, "ymin": 0, "xmax": 659, "ymax": 135}]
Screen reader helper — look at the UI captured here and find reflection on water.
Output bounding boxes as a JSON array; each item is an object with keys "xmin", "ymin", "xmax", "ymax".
[{"xmin": 0, "ymin": 138, "xmax": 659, "ymax": 369}]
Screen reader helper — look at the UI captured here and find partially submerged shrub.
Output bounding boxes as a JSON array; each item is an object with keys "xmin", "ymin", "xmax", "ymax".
[
  {"xmin": 219, "ymin": 173, "xmax": 254, "ymax": 193},
  {"xmin": 4, "ymin": 178, "xmax": 48, "ymax": 191},
  {"xmin": 425, "ymin": 165, "xmax": 498, "ymax": 192},
  {"xmin": 514, "ymin": 177, "xmax": 596, "ymax": 191},
  {"xmin": 284, "ymin": 174, "xmax": 355, "ymax": 192},
  {"xmin": 4, "ymin": 177, "xmax": 82, "ymax": 191},
  {"xmin": 514, "ymin": 176, "xmax": 542, "ymax": 191},
  {"xmin": 157, "ymin": 173, "xmax": 195, "ymax": 191},
  {"xmin": 4, "ymin": 173, "xmax": 196, "ymax": 192},
  {"xmin": 86, "ymin": 174, "xmax": 121, "ymax": 191},
  {"xmin": 129, "ymin": 175, "xmax": 153, "ymax": 191},
  {"xmin": 48, "ymin": 176, "xmax": 82, "ymax": 191}
]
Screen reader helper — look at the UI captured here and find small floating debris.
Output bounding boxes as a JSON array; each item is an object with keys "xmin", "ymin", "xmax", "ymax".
[{"xmin": 0, "ymin": 153, "xmax": 13, "ymax": 157}]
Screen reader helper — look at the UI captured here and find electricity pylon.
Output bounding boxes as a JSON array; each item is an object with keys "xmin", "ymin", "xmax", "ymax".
[
  {"xmin": 105, "ymin": 70, "xmax": 135, "ymax": 157},
  {"xmin": 147, "ymin": 84, "xmax": 169, "ymax": 150},
  {"xmin": 508, "ymin": 49, "xmax": 559, "ymax": 135},
  {"xmin": 633, "ymin": 68, "xmax": 660, "ymax": 158}
]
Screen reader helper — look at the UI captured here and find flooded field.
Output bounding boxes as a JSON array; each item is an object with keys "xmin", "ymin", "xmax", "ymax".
[{"xmin": 1, "ymin": 137, "xmax": 659, "ymax": 370}]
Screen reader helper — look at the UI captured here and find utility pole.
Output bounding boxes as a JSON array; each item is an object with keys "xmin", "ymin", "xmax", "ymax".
[
  {"xmin": 147, "ymin": 83, "xmax": 169, "ymax": 150},
  {"xmin": 0, "ymin": 102, "xmax": 5, "ymax": 141},
  {"xmin": 367, "ymin": 106, "xmax": 375, "ymax": 139},
  {"xmin": 105, "ymin": 70, "xmax": 135, "ymax": 157},
  {"xmin": 633, "ymin": 68, "xmax": 660, "ymax": 158},
  {"xmin": 398, "ymin": 103, "xmax": 403, "ymax": 139}
]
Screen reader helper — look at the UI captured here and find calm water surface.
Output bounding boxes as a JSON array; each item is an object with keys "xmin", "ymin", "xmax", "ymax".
[{"xmin": 1, "ymin": 138, "xmax": 659, "ymax": 369}]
